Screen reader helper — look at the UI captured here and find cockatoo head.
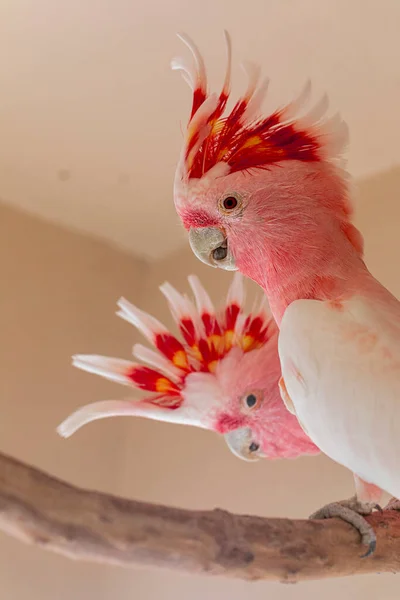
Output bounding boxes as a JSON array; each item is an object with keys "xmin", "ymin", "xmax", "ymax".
[
  {"xmin": 172, "ymin": 34, "xmax": 363, "ymax": 318},
  {"xmin": 57, "ymin": 273, "xmax": 318, "ymax": 460}
]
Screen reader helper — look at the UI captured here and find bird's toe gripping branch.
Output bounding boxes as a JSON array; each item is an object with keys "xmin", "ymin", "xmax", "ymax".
[{"xmin": 309, "ymin": 497, "xmax": 382, "ymax": 558}]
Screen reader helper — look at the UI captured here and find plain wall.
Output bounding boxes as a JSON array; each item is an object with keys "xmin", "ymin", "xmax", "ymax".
[
  {"xmin": 0, "ymin": 202, "xmax": 148, "ymax": 600},
  {"xmin": 1, "ymin": 168, "xmax": 400, "ymax": 599}
]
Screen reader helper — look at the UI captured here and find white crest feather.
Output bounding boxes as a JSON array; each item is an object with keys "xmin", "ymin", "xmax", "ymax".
[
  {"xmin": 116, "ymin": 297, "xmax": 168, "ymax": 345},
  {"xmin": 176, "ymin": 32, "xmax": 207, "ymax": 95},
  {"xmin": 282, "ymin": 80, "xmax": 312, "ymax": 121},
  {"xmin": 159, "ymin": 281, "xmax": 201, "ymax": 336},
  {"xmin": 241, "ymin": 60, "xmax": 261, "ymax": 105},
  {"xmin": 300, "ymin": 94, "xmax": 330, "ymax": 128},
  {"xmin": 222, "ymin": 30, "xmax": 232, "ymax": 97},
  {"xmin": 57, "ymin": 399, "xmax": 139, "ymax": 438},
  {"xmin": 72, "ymin": 354, "xmax": 135, "ymax": 386},
  {"xmin": 242, "ymin": 77, "xmax": 269, "ymax": 123},
  {"xmin": 57, "ymin": 399, "xmax": 188, "ymax": 439},
  {"xmin": 188, "ymin": 274, "xmax": 215, "ymax": 315},
  {"xmin": 170, "ymin": 56, "xmax": 194, "ymax": 89},
  {"xmin": 226, "ymin": 272, "xmax": 245, "ymax": 308}
]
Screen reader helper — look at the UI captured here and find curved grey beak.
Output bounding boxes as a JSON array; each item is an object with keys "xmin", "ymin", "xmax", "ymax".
[
  {"xmin": 223, "ymin": 427, "xmax": 262, "ymax": 462},
  {"xmin": 188, "ymin": 227, "xmax": 237, "ymax": 271}
]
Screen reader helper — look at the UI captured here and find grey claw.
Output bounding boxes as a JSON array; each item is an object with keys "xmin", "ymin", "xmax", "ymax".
[
  {"xmin": 360, "ymin": 539, "xmax": 376, "ymax": 559},
  {"xmin": 309, "ymin": 502, "xmax": 376, "ymax": 559}
]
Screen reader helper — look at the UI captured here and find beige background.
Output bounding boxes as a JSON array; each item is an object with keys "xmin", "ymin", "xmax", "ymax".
[{"xmin": 1, "ymin": 167, "xmax": 400, "ymax": 599}]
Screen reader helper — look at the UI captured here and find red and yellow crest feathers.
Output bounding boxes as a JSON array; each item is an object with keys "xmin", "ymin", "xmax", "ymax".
[
  {"xmin": 70, "ymin": 274, "xmax": 275, "ymax": 413},
  {"xmin": 160, "ymin": 272, "xmax": 274, "ymax": 373},
  {"xmin": 172, "ymin": 32, "xmax": 349, "ymax": 181}
]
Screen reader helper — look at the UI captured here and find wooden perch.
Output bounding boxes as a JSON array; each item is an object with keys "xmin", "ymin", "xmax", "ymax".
[{"xmin": 0, "ymin": 451, "xmax": 399, "ymax": 583}]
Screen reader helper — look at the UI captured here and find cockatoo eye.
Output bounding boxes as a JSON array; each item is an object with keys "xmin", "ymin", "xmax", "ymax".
[
  {"xmin": 246, "ymin": 394, "xmax": 257, "ymax": 408},
  {"xmin": 223, "ymin": 196, "xmax": 238, "ymax": 210},
  {"xmin": 241, "ymin": 390, "xmax": 263, "ymax": 413},
  {"xmin": 218, "ymin": 192, "xmax": 242, "ymax": 215}
]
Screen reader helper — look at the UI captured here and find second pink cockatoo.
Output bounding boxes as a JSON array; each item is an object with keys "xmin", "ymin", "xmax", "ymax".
[
  {"xmin": 57, "ymin": 273, "xmax": 318, "ymax": 463},
  {"xmin": 171, "ymin": 32, "xmax": 400, "ymax": 555}
]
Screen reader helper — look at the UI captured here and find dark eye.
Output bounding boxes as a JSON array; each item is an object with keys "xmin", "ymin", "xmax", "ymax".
[
  {"xmin": 246, "ymin": 394, "xmax": 257, "ymax": 408},
  {"xmin": 249, "ymin": 442, "xmax": 260, "ymax": 453},
  {"xmin": 241, "ymin": 390, "xmax": 263, "ymax": 413},
  {"xmin": 223, "ymin": 196, "xmax": 238, "ymax": 210}
]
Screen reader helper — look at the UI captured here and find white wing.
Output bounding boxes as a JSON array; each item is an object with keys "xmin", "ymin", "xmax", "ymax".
[{"xmin": 278, "ymin": 294, "xmax": 400, "ymax": 499}]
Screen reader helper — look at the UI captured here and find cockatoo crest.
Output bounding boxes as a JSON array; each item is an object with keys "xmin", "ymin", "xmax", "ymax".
[
  {"xmin": 57, "ymin": 273, "xmax": 275, "ymax": 438},
  {"xmin": 172, "ymin": 32, "xmax": 349, "ymax": 185}
]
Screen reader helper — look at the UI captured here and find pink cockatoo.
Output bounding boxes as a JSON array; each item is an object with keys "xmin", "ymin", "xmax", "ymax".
[
  {"xmin": 57, "ymin": 273, "xmax": 318, "ymax": 464},
  {"xmin": 171, "ymin": 32, "xmax": 400, "ymax": 555}
]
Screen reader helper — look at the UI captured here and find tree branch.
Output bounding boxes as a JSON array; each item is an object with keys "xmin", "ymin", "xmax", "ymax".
[{"xmin": 0, "ymin": 451, "xmax": 399, "ymax": 582}]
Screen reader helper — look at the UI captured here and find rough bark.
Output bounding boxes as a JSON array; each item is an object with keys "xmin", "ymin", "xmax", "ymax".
[{"xmin": 0, "ymin": 451, "xmax": 399, "ymax": 583}]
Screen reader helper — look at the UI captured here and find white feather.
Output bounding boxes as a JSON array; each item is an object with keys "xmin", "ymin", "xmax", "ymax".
[
  {"xmin": 188, "ymin": 274, "xmax": 215, "ymax": 315},
  {"xmin": 72, "ymin": 354, "xmax": 135, "ymax": 386},
  {"xmin": 57, "ymin": 398, "xmax": 195, "ymax": 438},
  {"xmin": 281, "ymin": 80, "xmax": 312, "ymax": 121},
  {"xmin": 176, "ymin": 32, "xmax": 207, "ymax": 94},
  {"xmin": 224, "ymin": 272, "xmax": 247, "ymax": 336},
  {"xmin": 222, "ymin": 29, "xmax": 232, "ymax": 97},
  {"xmin": 240, "ymin": 60, "xmax": 261, "ymax": 104},
  {"xmin": 117, "ymin": 297, "xmax": 167, "ymax": 344},
  {"xmin": 170, "ymin": 57, "xmax": 194, "ymax": 90},
  {"xmin": 242, "ymin": 77, "xmax": 270, "ymax": 123},
  {"xmin": 317, "ymin": 114, "xmax": 349, "ymax": 161},
  {"xmin": 57, "ymin": 399, "xmax": 140, "ymax": 437},
  {"xmin": 298, "ymin": 93, "xmax": 330, "ymax": 129},
  {"xmin": 226, "ymin": 272, "xmax": 245, "ymax": 309},
  {"xmin": 256, "ymin": 292, "xmax": 272, "ymax": 319},
  {"xmin": 159, "ymin": 280, "xmax": 201, "ymax": 336},
  {"xmin": 278, "ymin": 293, "xmax": 400, "ymax": 499}
]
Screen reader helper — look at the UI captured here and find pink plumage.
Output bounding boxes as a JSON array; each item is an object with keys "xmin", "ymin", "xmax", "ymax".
[
  {"xmin": 171, "ymin": 33, "xmax": 400, "ymax": 554},
  {"xmin": 172, "ymin": 32, "xmax": 363, "ymax": 323},
  {"xmin": 57, "ymin": 274, "xmax": 319, "ymax": 461}
]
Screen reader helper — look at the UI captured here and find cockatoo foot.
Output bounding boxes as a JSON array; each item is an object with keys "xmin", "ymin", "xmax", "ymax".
[
  {"xmin": 309, "ymin": 496, "xmax": 381, "ymax": 558},
  {"xmin": 383, "ymin": 497, "xmax": 400, "ymax": 511}
]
